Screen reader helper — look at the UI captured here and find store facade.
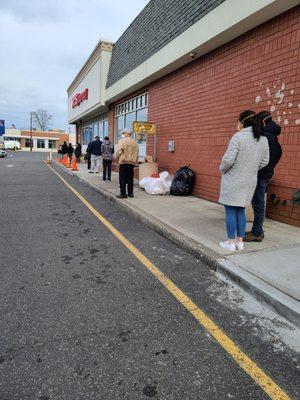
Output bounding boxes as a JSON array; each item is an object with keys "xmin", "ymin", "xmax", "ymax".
[
  {"xmin": 68, "ymin": 0, "xmax": 300, "ymax": 227},
  {"xmin": 67, "ymin": 41, "xmax": 113, "ymax": 149}
]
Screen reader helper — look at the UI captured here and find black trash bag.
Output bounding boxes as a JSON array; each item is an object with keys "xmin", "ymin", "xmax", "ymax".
[{"xmin": 170, "ymin": 166, "xmax": 195, "ymax": 196}]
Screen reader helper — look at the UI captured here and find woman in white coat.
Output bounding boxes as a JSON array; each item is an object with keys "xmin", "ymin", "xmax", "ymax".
[{"xmin": 219, "ymin": 110, "xmax": 269, "ymax": 252}]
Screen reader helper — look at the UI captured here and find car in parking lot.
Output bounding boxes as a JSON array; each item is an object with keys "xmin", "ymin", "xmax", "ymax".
[{"xmin": 0, "ymin": 148, "xmax": 7, "ymax": 158}]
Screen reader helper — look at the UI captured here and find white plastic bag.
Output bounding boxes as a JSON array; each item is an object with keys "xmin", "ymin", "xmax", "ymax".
[{"xmin": 140, "ymin": 171, "xmax": 173, "ymax": 195}]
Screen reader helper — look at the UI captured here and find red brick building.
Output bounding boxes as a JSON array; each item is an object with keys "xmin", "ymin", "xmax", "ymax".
[{"xmin": 68, "ymin": 1, "xmax": 300, "ymax": 227}]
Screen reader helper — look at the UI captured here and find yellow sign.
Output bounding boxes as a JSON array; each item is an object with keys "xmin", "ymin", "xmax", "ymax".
[{"xmin": 133, "ymin": 121, "xmax": 156, "ymax": 135}]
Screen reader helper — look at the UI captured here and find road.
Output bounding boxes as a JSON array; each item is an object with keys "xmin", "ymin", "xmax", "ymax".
[{"xmin": 0, "ymin": 152, "xmax": 299, "ymax": 400}]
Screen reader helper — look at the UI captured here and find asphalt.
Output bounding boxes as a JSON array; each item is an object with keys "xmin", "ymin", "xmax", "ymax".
[{"xmin": 0, "ymin": 152, "xmax": 299, "ymax": 400}]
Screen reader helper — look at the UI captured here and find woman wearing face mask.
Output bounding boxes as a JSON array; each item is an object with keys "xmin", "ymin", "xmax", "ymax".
[{"xmin": 219, "ymin": 110, "xmax": 269, "ymax": 252}]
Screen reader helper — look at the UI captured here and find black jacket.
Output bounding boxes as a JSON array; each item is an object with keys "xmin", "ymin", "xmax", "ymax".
[
  {"xmin": 74, "ymin": 144, "xmax": 82, "ymax": 157},
  {"xmin": 258, "ymin": 121, "xmax": 282, "ymax": 180},
  {"xmin": 61, "ymin": 143, "xmax": 68, "ymax": 155},
  {"xmin": 67, "ymin": 145, "xmax": 74, "ymax": 155},
  {"xmin": 90, "ymin": 139, "xmax": 103, "ymax": 156}
]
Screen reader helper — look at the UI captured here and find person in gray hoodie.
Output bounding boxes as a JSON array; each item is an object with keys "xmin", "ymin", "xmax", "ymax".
[{"xmin": 101, "ymin": 136, "xmax": 114, "ymax": 181}]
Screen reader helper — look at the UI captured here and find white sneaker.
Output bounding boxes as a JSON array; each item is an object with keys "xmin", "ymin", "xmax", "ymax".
[
  {"xmin": 236, "ymin": 241, "xmax": 244, "ymax": 251},
  {"xmin": 219, "ymin": 241, "xmax": 236, "ymax": 252}
]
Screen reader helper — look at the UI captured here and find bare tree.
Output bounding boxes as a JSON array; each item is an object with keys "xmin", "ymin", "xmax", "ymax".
[{"xmin": 32, "ymin": 109, "xmax": 53, "ymax": 131}]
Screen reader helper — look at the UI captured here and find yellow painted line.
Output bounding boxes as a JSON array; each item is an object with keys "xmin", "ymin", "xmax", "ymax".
[{"xmin": 46, "ymin": 162, "xmax": 291, "ymax": 400}]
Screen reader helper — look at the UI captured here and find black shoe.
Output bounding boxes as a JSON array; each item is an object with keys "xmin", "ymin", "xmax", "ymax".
[
  {"xmin": 116, "ymin": 194, "xmax": 127, "ymax": 199},
  {"xmin": 128, "ymin": 194, "xmax": 134, "ymax": 198}
]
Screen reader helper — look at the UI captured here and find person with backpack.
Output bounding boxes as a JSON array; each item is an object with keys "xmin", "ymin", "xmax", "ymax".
[
  {"xmin": 101, "ymin": 136, "xmax": 114, "ymax": 181},
  {"xmin": 84, "ymin": 141, "xmax": 92, "ymax": 170},
  {"xmin": 244, "ymin": 111, "xmax": 282, "ymax": 242},
  {"xmin": 219, "ymin": 110, "xmax": 269, "ymax": 252},
  {"xmin": 89, "ymin": 136, "xmax": 102, "ymax": 174}
]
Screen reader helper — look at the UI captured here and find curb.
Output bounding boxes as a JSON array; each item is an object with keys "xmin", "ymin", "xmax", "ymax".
[{"xmin": 54, "ymin": 161, "xmax": 300, "ymax": 327}]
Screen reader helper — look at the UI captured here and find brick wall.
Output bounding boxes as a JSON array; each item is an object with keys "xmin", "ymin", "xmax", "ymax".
[
  {"xmin": 147, "ymin": 6, "xmax": 300, "ymax": 227},
  {"xmin": 109, "ymin": 6, "xmax": 300, "ymax": 226}
]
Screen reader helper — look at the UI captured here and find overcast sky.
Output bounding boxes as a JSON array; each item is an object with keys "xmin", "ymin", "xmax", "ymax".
[{"xmin": 0, "ymin": 0, "xmax": 149, "ymax": 131}]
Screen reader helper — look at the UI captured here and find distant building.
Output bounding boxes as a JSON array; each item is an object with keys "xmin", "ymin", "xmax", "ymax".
[{"xmin": 4, "ymin": 129, "xmax": 70, "ymax": 152}]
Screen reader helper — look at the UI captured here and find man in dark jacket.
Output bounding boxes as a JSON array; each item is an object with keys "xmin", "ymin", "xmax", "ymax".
[
  {"xmin": 89, "ymin": 136, "xmax": 102, "ymax": 174},
  {"xmin": 67, "ymin": 143, "xmax": 74, "ymax": 162},
  {"xmin": 61, "ymin": 141, "xmax": 68, "ymax": 159},
  {"xmin": 245, "ymin": 112, "xmax": 282, "ymax": 242}
]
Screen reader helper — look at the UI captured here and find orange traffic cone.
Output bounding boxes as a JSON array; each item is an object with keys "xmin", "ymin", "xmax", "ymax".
[
  {"xmin": 63, "ymin": 155, "xmax": 68, "ymax": 166},
  {"xmin": 66, "ymin": 157, "xmax": 71, "ymax": 168},
  {"xmin": 71, "ymin": 157, "xmax": 79, "ymax": 171}
]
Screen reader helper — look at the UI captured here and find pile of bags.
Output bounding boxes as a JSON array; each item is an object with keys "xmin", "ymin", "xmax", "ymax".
[
  {"xmin": 139, "ymin": 166, "xmax": 195, "ymax": 196},
  {"xmin": 140, "ymin": 171, "xmax": 172, "ymax": 195}
]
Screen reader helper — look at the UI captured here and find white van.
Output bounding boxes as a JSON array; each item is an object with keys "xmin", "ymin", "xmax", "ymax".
[{"xmin": 4, "ymin": 140, "xmax": 21, "ymax": 150}]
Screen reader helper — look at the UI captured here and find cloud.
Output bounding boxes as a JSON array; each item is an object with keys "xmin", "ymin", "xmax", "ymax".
[{"xmin": 0, "ymin": 0, "xmax": 149, "ymax": 130}]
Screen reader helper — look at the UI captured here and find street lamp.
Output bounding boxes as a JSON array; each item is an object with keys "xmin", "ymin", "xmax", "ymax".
[{"xmin": 30, "ymin": 112, "xmax": 34, "ymax": 152}]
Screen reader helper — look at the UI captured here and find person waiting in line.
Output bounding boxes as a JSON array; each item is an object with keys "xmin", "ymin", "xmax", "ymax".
[
  {"xmin": 84, "ymin": 141, "xmax": 92, "ymax": 170},
  {"xmin": 244, "ymin": 111, "xmax": 282, "ymax": 242},
  {"xmin": 219, "ymin": 110, "xmax": 269, "ymax": 252},
  {"xmin": 67, "ymin": 143, "xmax": 74, "ymax": 162},
  {"xmin": 101, "ymin": 136, "xmax": 114, "ymax": 181},
  {"xmin": 61, "ymin": 141, "xmax": 68, "ymax": 159},
  {"xmin": 89, "ymin": 136, "xmax": 102, "ymax": 174},
  {"xmin": 74, "ymin": 142, "xmax": 82, "ymax": 163},
  {"xmin": 115, "ymin": 128, "xmax": 139, "ymax": 198}
]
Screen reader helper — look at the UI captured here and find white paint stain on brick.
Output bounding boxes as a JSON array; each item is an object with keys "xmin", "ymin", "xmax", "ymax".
[
  {"xmin": 270, "ymin": 105, "xmax": 276, "ymax": 112},
  {"xmin": 290, "ymin": 90, "xmax": 294, "ymax": 95},
  {"xmin": 295, "ymin": 119, "xmax": 300, "ymax": 125},
  {"xmin": 277, "ymin": 116, "xmax": 282, "ymax": 123},
  {"xmin": 288, "ymin": 103, "xmax": 293, "ymax": 108},
  {"xmin": 284, "ymin": 119, "xmax": 289, "ymax": 125},
  {"xmin": 281, "ymin": 83, "xmax": 286, "ymax": 90},
  {"xmin": 266, "ymin": 87, "xmax": 271, "ymax": 96},
  {"xmin": 275, "ymin": 90, "xmax": 284, "ymax": 104},
  {"xmin": 255, "ymin": 95, "xmax": 262, "ymax": 103}
]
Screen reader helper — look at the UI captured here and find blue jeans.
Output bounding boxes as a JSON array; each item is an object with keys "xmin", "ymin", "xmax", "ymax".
[
  {"xmin": 252, "ymin": 179, "xmax": 269, "ymax": 236},
  {"xmin": 224, "ymin": 206, "xmax": 246, "ymax": 239}
]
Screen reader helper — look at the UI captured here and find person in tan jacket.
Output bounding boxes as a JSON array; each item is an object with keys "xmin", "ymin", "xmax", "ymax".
[{"xmin": 115, "ymin": 128, "xmax": 139, "ymax": 198}]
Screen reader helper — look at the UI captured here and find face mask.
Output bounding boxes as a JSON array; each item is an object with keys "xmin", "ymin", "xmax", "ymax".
[{"xmin": 122, "ymin": 134, "xmax": 125, "ymax": 138}]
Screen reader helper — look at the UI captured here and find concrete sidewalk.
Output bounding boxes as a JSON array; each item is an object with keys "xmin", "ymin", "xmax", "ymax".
[{"xmin": 58, "ymin": 161, "xmax": 300, "ymax": 326}]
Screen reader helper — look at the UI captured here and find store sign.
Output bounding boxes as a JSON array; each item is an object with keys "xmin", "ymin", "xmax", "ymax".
[
  {"xmin": 72, "ymin": 88, "xmax": 89, "ymax": 108},
  {"xmin": 133, "ymin": 121, "xmax": 156, "ymax": 134},
  {"xmin": 0, "ymin": 119, "xmax": 4, "ymax": 136}
]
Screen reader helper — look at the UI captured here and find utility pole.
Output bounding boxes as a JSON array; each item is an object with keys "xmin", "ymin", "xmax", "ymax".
[{"xmin": 30, "ymin": 112, "xmax": 33, "ymax": 152}]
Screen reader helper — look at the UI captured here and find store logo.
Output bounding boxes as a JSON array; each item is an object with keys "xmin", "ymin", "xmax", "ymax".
[{"xmin": 72, "ymin": 88, "xmax": 88, "ymax": 108}]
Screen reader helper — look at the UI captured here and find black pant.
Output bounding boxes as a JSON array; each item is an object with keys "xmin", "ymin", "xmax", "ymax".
[
  {"xmin": 251, "ymin": 179, "xmax": 269, "ymax": 236},
  {"xmin": 119, "ymin": 164, "xmax": 134, "ymax": 196},
  {"xmin": 87, "ymin": 155, "xmax": 91, "ymax": 170},
  {"xmin": 103, "ymin": 159, "xmax": 112, "ymax": 180}
]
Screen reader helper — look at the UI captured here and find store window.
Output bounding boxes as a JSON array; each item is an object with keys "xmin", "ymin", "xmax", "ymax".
[
  {"xmin": 25, "ymin": 138, "xmax": 32, "ymax": 148},
  {"xmin": 48, "ymin": 139, "xmax": 56, "ymax": 149},
  {"xmin": 115, "ymin": 93, "xmax": 148, "ymax": 157},
  {"xmin": 82, "ymin": 113, "xmax": 108, "ymax": 143},
  {"xmin": 115, "ymin": 93, "xmax": 148, "ymax": 143},
  {"xmin": 37, "ymin": 139, "xmax": 45, "ymax": 148}
]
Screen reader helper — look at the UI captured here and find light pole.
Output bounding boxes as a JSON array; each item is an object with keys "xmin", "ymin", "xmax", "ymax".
[{"xmin": 30, "ymin": 112, "xmax": 33, "ymax": 152}]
